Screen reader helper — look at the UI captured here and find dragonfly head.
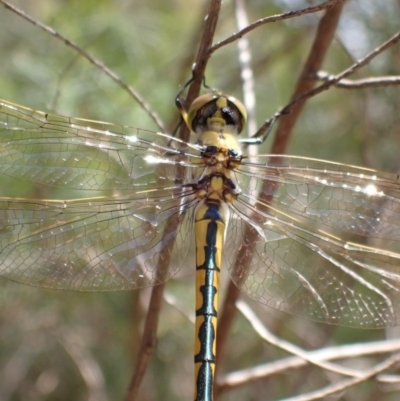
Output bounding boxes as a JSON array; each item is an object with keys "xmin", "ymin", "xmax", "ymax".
[{"xmin": 186, "ymin": 93, "xmax": 247, "ymax": 135}]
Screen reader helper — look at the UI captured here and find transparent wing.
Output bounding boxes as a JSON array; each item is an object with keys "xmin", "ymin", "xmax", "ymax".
[
  {"xmin": 225, "ymin": 155, "xmax": 400, "ymax": 328},
  {"xmin": 0, "ymin": 100, "xmax": 201, "ymax": 290},
  {"xmin": 0, "ymin": 99, "xmax": 202, "ymax": 193}
]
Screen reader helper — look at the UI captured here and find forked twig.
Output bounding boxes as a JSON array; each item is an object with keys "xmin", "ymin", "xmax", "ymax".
[
  {"xmin": 210, "ymin": 0, "xmax": 346, "ymax": 54},
  {"xmin": 276, "ymin": 29, "xmax": 400, "ymax": 120},
  {"xmin": 219, "ymin": 335, "xmax": 400, "ymax": 391},
  {"xmin": 271, "ymin": 0, "xmax": 346, "ymax": 154}
]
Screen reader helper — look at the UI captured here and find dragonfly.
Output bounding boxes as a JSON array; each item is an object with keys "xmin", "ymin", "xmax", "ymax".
[{"xmin": 0, "ymin": 92, "xmax": 400, "ymax": 401}]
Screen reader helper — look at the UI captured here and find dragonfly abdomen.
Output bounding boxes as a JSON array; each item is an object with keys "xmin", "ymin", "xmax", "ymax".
[{"xmin": 194, "ymin": 194, "xmax": 229, "ymax": 401}]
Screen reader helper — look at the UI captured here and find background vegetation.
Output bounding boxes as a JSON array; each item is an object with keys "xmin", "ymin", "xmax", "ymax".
[{"xmin": 0, "ymin": 0, "xmax": 399, "ymax": 400}]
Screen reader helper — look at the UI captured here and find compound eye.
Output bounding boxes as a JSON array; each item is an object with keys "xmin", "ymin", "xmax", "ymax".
[
  {"xmin": 228, "ymin": 149, "xmax": 240, "ymax": 159},
  {"xmin": 187, "ymin": 93, "xmax": 247, "ymax": 134},
  {"xmin": 203, "ymin": 145, "xmax": 218, "ymax": 156},
  {"xmin": 187, "ymin": 94, "xmax": 219, "ymax": 132}
]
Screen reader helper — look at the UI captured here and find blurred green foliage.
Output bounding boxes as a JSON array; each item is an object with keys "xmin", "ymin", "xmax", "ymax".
[{"xmin": 0, "ymin": 1, "xmax": 399, "ymax": 401}]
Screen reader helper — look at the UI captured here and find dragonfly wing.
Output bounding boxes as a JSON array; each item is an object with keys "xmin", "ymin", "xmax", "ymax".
[
  {"xmin": 238, "ymin": 155, "xmax": 400, "ymax": 242},
  {"xmin": 0, "ymin": 99, "xmax": 202, "ymax": 290},
  {"xmin": 0, "ymin": 195, "xmax": 197, "ymax": 291},
  {"xmin": 225, "ymin": 156, "xmax": 400, "ymax": 328},
  {"xmin": 0, "ymin": 99, "xmax": 202, "ymax": 195}
]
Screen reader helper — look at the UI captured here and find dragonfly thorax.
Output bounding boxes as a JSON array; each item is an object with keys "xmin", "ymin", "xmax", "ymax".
[
  {"xmin": 198, "ymin": 131, "xmax": 242, "ymax": 173},
  {"xmin": 193, "ymin": 173, "xmax": 240, "ymax": 203}
]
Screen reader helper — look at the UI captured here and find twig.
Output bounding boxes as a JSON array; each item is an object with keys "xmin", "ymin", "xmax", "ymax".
[
  {"xmin": 210, "ymin": 0, "xmax": 345, "ymax": 54},
  {"xmin": 279, "ymin": 353, "xmax": 400, "ymax": 401},
  {"xmin": 271, "ymin": 0, "xmax": 346, "ymax": 154},
  {"xmin": 277, "ymin": 29, "xmax": 400, "ymax": 118},
  {"xmin": 178, "ymin": 0, "xmax": 222, "ymax": 143},
  {"xmin": 219, "ymin": 336, "xmax": 400, "ymax": 391},
  {"xmin": 316, "ymin": 71, "xmax": 400, "ymax": 89},
  {"xmin": 0, "ymin": 0, "xmax": 166, "ymax": 132},
  {"xmin": 124, "ymin": 282, "xmax": 166, "ymax": 401},
  {"xmin": 234, "ymin": 0, "xmax": 257, "ymax": 138},
  {"xmin": 236, "ymin": 301, "xmax": 365, "ymax": 378}
]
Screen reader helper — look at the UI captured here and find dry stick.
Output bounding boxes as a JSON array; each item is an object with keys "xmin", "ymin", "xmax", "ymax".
[
  {"xmin": 125, "ymin": 280, "xmax": 167, "ymax": 401},
  {"xmin": 0, "ymin": 0, "xmax": 166, "ymax": 133},
  {"xmin": 316, "ymin": 71, "xmax": 400, "ymax": 89},
  {"xmin": 273, "ymin": 28, "xmax": 400, "ymax": 122},
  {"xmin": 273, "ymin": 1, "xmax": 346, "ymax": 154},
  {"xmin": 215, "ymin": 2, "xmax": 346, "ymax": 397},
  {"xmin": 235, "ymin": 0, "xmax": 257, "ymax": 138},
  {"xmin": 167, "ymin": 1, "xmax": 210, "ymax": 131},
  {"xmin": 210, "ymin": 0, "xmax": 345, "ymax": 54},
  {"xmin": 178, "ymin": 0, "xmax": 222, "ymax": 143},
  {"xmin": 220, "ymin": 337, "xmax": 400, "ymax": 391},
  {"xmin": 279, "ymin": 353, "xmax": 400, "ymax": 401},
  {"xmin": 235, "ymin": 301, "xmax": 364, "ymax": 379},
  {"xmin": 127, "ymin": 2, "xmax": 223, "ymax": 399},
  {"xmin": 253, "ymin": 29, "xmax": 400, "ymax": 144}
]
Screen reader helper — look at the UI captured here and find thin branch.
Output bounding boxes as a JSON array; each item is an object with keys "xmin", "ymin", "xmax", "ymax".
[
  {"xmin": 279, "ymin": 353, "xmax": 400, "ymax": 401},
  {"xmin": 0, "ymin": 0, "xmax": 166, "ymax": 132},
  {"xmin": 219, "ymin": 337, "xmax": 400, "ymax": 391},
  {"xmin": 271, "ymin": 0, "xmax": 346, "ymax": 154},
  {"xmin": 276, "ymin": 29, "xmax": 400, "ymax": 118},
  {"xmin": 235, "ymin": 0, "xmax": 257, "ymax": 138},
  {"xmin": 178, "ymin": 0, "xmax": 222, "ymax": 143},
  {"xmin": 316, "ymin": 71, "xmax": 400, "ymax": 88},
  {"xmin": 236, "ymin": 301, "xmax": 365, "ymax": 378},
  {"xmin": 210, "ymin": 0, "xmax": 345, "ymax": 54},
  {"xmin": 124, "ymin": 282, "xmax": 166, "ymax": 401}
]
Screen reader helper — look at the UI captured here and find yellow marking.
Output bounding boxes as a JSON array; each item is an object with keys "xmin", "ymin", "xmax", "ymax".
[
  {"xmin": 195, "ymin": 219, "xmax": 225, "ymax": 268},
  {"xmin": 224, "ymin": 193, "xmax": 235, "ymax": 202},
  {"xmin": 194, "ymin": 315, "xmax": 204, "ymax": 355},
  {"xmin": 196, "ymin": 242, "xmax": 206, "ymax": 266},
  {"xmin": 194, "ymin": 304, "xmax": 218, "ymax": 356},
  {"xmin": 196, "ymin": 189, "xmax": 207, "ymax": 198},
  {"xmin": 195, "ymin": 270, "xmax": 205, "ymax": 309},
  {"xmin": 195, "ymin": 203, "xmax": 210, "ymax": 221},
  {"xmin": 195, "ymin": 270, "xmax": 220, "ymax": 299},
  {"xmin": 216, "ymin": 97, "xmax": 228, "ymax": 108},
  {"xmin": 207, "ymin": 193, "xmax": 220, "ymax": 201},
  {"xmin": 210, "ymin": 176, "xmax": 223, "ymax": 191},
  {"xmin": 211, "ymin": 316, "xmax": 218, "ymax": 354},
  {"xmin": 198, "ymin": 131, "xmax": 240, "ymax": 151}
]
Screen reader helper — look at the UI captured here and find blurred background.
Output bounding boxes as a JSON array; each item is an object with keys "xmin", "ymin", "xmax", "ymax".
[{"xmin": 0, "ymin": 0, "xmax": 399, "ymax": 400}]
